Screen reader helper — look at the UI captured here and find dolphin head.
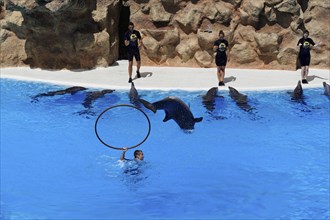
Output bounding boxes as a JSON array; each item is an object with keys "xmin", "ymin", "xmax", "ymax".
[
  {"xmin": 179, "ymin": 117, "xmax": 203, "ymax": 130},
  {"xmin": 228, "ymin": 86, "xmax": 239, "ymax": 97},
  {"xmin": 206, "ymin": 87, "xmax": 218, "ymax": 97},
  {"xmin": 228, "ymin": 86, "xmax": 247, "ymax": 102},
  {"xmin": 130, "ymin": 82, "xmax": 137, "ymax": 95},
  {"xmin": 291, "ymin": 81, "xmax": 303, "ymax": 100},
  {"xmin": 323, "ymin": 82, "xmax": 330, "ymax": 95},
  {"xmin": 294, "ymin": 81, "xmax": 303, "ymax": 95}
]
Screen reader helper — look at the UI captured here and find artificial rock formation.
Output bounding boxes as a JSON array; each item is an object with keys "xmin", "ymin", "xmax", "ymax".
[
  {"xmin": 0, "ymin": 0, "xmax": 329, "ymax": 70},
  {"xmin": 1, "ymin": 0, "xmax": 121, "ymax": 69},
  {"xmin": 132, "ymin": 0, "xmax": 329, "ymax": 69}
]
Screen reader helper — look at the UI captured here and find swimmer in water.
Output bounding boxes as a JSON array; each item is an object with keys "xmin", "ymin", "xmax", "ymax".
[{"xmin": 120, "ymin": 147, "xmax": 144, "ymax": 161}]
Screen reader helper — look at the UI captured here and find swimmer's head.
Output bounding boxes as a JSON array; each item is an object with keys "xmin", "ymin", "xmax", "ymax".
[{"xmin": 134, "ymin": 150, "xmax": 144, "ymax": 161}]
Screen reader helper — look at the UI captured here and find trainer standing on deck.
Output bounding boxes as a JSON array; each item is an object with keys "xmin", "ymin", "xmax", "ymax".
[
  {"xmin": 125, "ymin": 22, "xmax": 142, "ymax": 83},
  {"xmin": 213, "ymin": 30, "xmax": 230, "ymax": 86},
  {"xmin": 297, "ymin": 30, "xmax": 321, "ymax": 84}
]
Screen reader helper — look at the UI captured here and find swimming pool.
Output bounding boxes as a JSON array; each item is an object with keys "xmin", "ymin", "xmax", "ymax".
[{"xmin": 1, "ymin": 79, "xmax": 329, "ymax": 219}]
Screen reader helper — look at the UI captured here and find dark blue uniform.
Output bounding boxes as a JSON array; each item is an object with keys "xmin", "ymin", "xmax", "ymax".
[
  {"xmin": 297, "ymin": 37, "xmax": 315, "ymax": 66},
  {"xmin": 125, "ymin": 30, "xmax": 141, "ymax": 62},
  {"xmin": 214, "ymin": 39, "xmax": 229, "ymax": 66}
]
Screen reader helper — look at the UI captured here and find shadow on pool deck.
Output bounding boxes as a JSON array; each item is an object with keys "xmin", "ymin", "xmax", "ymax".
[
  {"xmin": 133, "ymin": 72, "xmax": 153, "ymax": 81},
  {"xmin": 306, "ymin": 75, "xmax": 328, "ymax": 82},
  {"xmin": 224, "ymin": 76, "xmax": 237, "ymax": 83}
]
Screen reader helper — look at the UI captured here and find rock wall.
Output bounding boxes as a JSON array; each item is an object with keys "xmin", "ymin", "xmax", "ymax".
[
  {"xmin": 1, "ymin": 0, "xmax": 121, "ymax": 69},
  {"xmin": 1, "ymin": 0, "xmax": 329, "ymax": 70},
  {"xmin": 131, "ymin": 0, "xmax": 330, "ymax": 69}
]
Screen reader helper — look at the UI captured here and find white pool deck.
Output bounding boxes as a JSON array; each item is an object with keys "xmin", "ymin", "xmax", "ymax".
[{"xmin": 1, "ymin": 60, "xmax": 329, "ymax": 91}]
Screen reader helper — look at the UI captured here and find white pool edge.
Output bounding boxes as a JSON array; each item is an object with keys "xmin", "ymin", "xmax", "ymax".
[{"xmin": 1, "ymin": 61, "xmax": 329, "ymax": 92}]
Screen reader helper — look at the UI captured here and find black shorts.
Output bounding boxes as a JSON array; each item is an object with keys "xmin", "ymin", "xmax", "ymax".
[
  {"xmin": 215, "ymin": 55, "xmax": 227, "ymax": 66},
  {"xmin": 299, "ymin": 54, "xmax": 311, "ymax": 66},
  {"xmin": 127, "ymin": 50, "xmax": 141, "ymax": 62}
]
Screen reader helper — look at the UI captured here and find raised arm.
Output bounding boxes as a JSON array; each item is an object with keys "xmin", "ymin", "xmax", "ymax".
[{"xmin": 120, "ymin": 147, "xmax": 128, "ymax": 161}]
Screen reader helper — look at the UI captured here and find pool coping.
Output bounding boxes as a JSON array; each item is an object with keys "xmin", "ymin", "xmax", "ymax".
[{"xmin": 1, "ymin": 60, "xmax": 329, "ymax": 91}]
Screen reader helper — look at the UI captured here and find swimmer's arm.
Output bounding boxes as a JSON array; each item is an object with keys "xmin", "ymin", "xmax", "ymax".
[{"xmin": 120, "ymin": 148, "xmax": 128, "ymax": 161}]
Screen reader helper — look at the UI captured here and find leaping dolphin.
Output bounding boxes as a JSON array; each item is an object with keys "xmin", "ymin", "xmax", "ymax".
[
  {"xmin": 31, "ymin": 86, "xmax": 87, "ymax": 102},
  {"xmin": 323, "ymin": 82, "xmax": 330, "ymax": 97},
  {"xmin": 138, "ymin": 96, "xmax": 203, "ymax": 130},
  {"xmin": 228, "ymin": 86, "xmax": 253, "ymax": 112}
]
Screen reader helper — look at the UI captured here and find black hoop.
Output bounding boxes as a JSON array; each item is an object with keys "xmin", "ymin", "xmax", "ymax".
[{"xmin": 94, "ymin": 104, "xmax": 151, "ymax": 150}]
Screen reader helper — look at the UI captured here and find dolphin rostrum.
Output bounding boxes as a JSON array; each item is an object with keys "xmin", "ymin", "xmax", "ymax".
[
  {"xmin": 323, "ymin": 82, "xmax": 330, "ymax": 97},
  {"xmin": 138, "ymin": 96, "xmax": 203, "ymax": 130}
]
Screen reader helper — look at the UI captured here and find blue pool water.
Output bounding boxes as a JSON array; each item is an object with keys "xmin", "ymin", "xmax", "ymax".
[{"xmin": 1, "ymin": 79, "xmax": 329, "ymax": 219}]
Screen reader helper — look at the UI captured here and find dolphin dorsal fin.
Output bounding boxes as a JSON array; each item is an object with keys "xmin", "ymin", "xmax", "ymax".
[{"xmin": 163, "ymin": 111, "xmax": 172, "ymax": 122}]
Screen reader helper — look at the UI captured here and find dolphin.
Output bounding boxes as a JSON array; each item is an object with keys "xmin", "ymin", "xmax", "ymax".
[
  {"xmin": 202, "ymin": 87, "xmax": 223, "ymax": 112},
  {"xmin": 138, "ymin": 96, "xmax": 203, "ymax": 130},
  {"xmin": 228, "ymin": 86, "xmax": 253, "ymax": 112},
  {"xmin": 31, "ymin": 86, "xmax": 87, "ymax": 102},
  {"xmin": 323, "ymin": 82, "xmax": 330, "ymax": 97},
  {"xmin": 129, "ymin": 82, "xmax": 140, "ymax": 106},
  {"xmin": 290, "ymin": 81, "xmax": 303, "ymax": 101},
  {"xmin": 82, "ymin": 89, "xmax": 115, "ymax": 109}
]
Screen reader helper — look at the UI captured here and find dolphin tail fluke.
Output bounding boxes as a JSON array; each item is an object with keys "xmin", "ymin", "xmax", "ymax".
[
  {"xmin": 138, "ymin": 98, "xmax": 157, "ymax": 113},
  {"xmin": 194, "ymin": 117, "xmax": 203, "ymax": 123}
]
